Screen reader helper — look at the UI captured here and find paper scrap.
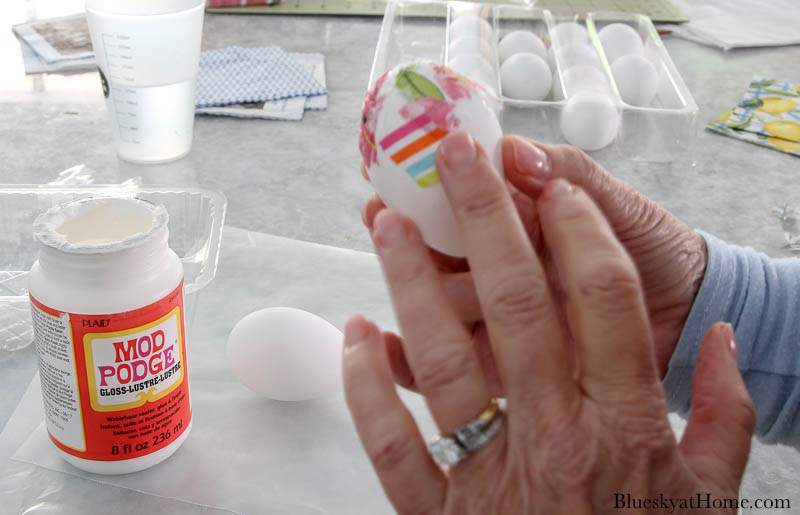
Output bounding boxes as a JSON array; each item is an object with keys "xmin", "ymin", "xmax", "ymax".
[{"xmin": 12, "ymin": 14, "xmax": 94, "ymax": 64}]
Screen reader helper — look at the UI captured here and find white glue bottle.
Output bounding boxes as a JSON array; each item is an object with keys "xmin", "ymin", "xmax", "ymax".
[{"xmin": 28, "ymin": 197, "xmax": 192, "ymax": 474}]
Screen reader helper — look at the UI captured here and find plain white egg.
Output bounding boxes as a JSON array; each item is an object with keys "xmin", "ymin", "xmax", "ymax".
[
  {"xmin": 449, "ymin": 53, "xmax": 497, "ymax": 94},
  {"xmin": 643, "ymin": 38, "xmax": 665, "ymax": 84},
  {"xmin": 501, "ymin": 52, "xmax": 552, "ymax": 101},
  {"xmin": 498, "ymin": 30, "xmax": 547, "ymax": 64},
  {"xmin": 549, "ymin": 22, "xmax": 589, "ymax": 48},
  {"xmin": 611, "ymin": 53, "xmax": 658, "ymax": 106},
  {"xmin": 598, "ymin": 23, "xmax": 643, "ymax": 64},
  {"xmin": 227, "ymin": 307, "xmax": 343, "ymax": 402},
  {"xmin": 553, "ymin": 64, "xmax": 611, "ymax": 100},
  {"xmin": 449, "ymin": 15, "xmax": 493, "ymax": 41},
  {"xmin": 553, "ymin": 44, "xmax": 602, "ymax": 71},
  {"xmin": 448, "ymin": 35, "xmax": 492, "ymax": 61},
  {"xmin": 364, "ymin": 61, "xmax": 503, "ymax": 257},
  {"xmin": 560, "ymin": 90, "xmax": 620, "ymax": 151}
]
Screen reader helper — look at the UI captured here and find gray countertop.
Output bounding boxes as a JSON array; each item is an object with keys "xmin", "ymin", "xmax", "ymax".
[{"xmin": 1, "ymin": 1, "xmax": 799, "ymax": 513}]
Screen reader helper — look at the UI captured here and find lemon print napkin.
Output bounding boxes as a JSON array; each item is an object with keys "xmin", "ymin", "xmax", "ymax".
[{"xmin": 708, "ymin": 76, "xmax": 800, "ymax": 157}]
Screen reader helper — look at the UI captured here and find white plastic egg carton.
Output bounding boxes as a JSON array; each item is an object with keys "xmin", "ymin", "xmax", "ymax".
[{"xmin": 369, "ymin": 1, "xmax": 699, "ymax": 161}]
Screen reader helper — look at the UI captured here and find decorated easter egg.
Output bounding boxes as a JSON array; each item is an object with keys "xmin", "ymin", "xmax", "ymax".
[
  {"xmin": 448, "ymin": 53, "xmax": 497, "ymax": 94},
  {"xmin": 359, "ymin": 60, "xmax": 504, "ymax": 257}
]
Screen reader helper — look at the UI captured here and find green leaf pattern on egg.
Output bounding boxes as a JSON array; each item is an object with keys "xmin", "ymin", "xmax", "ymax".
[{"xmin": 396, "ymin": 68, "xmax": 445, "ymax": 100}]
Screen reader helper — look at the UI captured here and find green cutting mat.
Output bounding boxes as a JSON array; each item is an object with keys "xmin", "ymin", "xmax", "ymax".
[{"xmin": 207, "ymin": 0, "xmax": 688, "ymax": 22}]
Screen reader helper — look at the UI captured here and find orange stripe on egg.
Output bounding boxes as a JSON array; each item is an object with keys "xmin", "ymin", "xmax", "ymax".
[{"xmin": 390, "ymin": 128, "xmax": 448, "ymax": 164}]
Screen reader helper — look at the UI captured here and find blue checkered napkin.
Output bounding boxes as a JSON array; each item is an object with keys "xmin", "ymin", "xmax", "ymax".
[{"xmin": 195, "ymin": 46, "xmax": 326, "ymax": 108}]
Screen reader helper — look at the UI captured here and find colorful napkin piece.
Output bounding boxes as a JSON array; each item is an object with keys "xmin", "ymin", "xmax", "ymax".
[
  {"xmin": 708, "ymin": 76, "xmax": 800, "ymax": 157},
  {"xmin": 195, "ymin": 46, "xmax": 326, "ymax": 108}
]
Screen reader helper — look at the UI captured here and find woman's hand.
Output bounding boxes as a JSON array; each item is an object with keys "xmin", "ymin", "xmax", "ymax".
[
  {"xmin": 344, "ymin": 132, "xmax": 754, "ymax": 514},
  {"xmin": 360, "ymin": 135, "xmax": 707, "ymax": 384}
]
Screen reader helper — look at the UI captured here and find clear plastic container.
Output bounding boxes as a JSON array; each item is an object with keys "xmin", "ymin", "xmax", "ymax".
[
  {"xmin": 369, "ymin": 1, "xmax": 698, "ymax": 162},
  {"xmin": 0, "ymin": 186, "xmax": 226, "ymax": 351}
]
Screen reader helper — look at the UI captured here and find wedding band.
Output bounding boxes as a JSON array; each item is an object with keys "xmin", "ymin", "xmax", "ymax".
[{"xmin": 428, "ymin": 398, "xmax": 505, "ymax": 467}]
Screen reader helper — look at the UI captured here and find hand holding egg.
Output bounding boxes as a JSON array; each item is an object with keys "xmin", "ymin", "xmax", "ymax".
[{"xmin": 359, "ymin": 60, "xmax": 503, "ymax": 257}]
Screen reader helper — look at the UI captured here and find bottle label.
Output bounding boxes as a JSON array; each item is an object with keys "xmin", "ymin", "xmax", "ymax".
[{"xmin": 30, "ymin": 281, "xmax": 191, "ymax": 462}]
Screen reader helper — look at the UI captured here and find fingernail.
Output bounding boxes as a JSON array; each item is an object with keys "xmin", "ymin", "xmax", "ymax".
[
  {"xmin": 439, "ymin": 132, "xmax": 477, "ymax": 173},
  {"xmin": 373, "ymin": 211, "xmax": 408, "ymax": 249},
  {"xmin": 344, "ymin": 316, "xmax": 370, "ymax": 352},
  {"xmin": 360, "ymin": 201, "xmax": 371, "ymax": 228},
  {"xmin": 361, "ymin": 194, "xmax": 381, "ymax": 229},
  {"xmin": 512, "ymin": 137, "xmax": 550, "ymax": 180},
  {"xmin": 722, "ymin": 322, "xmax": 738, "ymax": 359},
  {"xmin": 543, "ymin": 178, "xmax": 573, "ymax": 199}
]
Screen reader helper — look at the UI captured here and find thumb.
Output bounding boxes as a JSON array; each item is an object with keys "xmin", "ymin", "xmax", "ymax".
[{"xmin": 679, "ymin": 322, "xmax": 756, "ymax": 493}]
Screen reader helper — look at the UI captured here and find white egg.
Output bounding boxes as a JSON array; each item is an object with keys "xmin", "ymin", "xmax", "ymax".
[
  {"xmin": 449, "ymin": 15, "xmax": 493, "ymax": 41},
  {"xmin": 611, "ymin": 54, "xmax": 658, "ymax": 107},
  {"xmin": 448, "ymin": 54, "xmax": 497, "ymax": 94},
  {"xmin": 598, "ymin": 23, "xmax": 643, "ymax": 64},
  {"xmin": 361, "ymin": 61, "xmax": 503, "ymax": 257},
  {"xmin": 553, "ymin": 44, "xmax": 602, "ymax": 71},
  {"xmin": 500, "ymin": 52, "xmax": 552, "ymax": 101},
  {"xmin": 549, "ymin": 22, "xmax": 589, "ymax": 48},
  {"xmin": 227, "ymin": 307, "xmax": 343, "ymax": 401},
  {"xmin": 643, "ymin": 38, "xmax": 665, "ymax": 83},
  {"xmin": 555, "ymin": 64, "xmax": 611, "ymax": 99},
  {"xmin": 498, "ymin": 30, "xmax": 547, "ymax": 64},
  {"xmin": 560, "ymin": 90, "xmax": 620, "ymax": 151},
  {"xmin": 448, "ymin": 35, "xmax": 492, "ymax": 61}
]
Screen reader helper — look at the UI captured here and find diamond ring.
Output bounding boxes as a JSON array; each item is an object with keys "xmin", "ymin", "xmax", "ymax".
[{"xmin": 428, "ymin": 398, "xmax": 505, "ymax": 467}]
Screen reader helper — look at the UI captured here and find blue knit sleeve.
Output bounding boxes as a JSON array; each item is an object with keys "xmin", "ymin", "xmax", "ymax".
[{"xmin": 663, "ymin": 232, "xmax": 800, "ymax": 447}]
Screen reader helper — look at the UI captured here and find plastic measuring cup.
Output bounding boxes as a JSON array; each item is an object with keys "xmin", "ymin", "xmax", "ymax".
[{"xmin": 85, "ymin": 0, "xmax": 205, "ymax": 163}]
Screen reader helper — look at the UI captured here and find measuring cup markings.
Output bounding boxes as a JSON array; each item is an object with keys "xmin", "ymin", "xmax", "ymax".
[
  {"xmin": 87, "ymin": 4, "xmax": 204, "ymax": 162},
  {"xmin": 100, "ymin": 33, "xmax": 141, "ymax": 144},
  {"xmin": 100, "ymin": 33, "xmax": 136, "ymax": 83}
]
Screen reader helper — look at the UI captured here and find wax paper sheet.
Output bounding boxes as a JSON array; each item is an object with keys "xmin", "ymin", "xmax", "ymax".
[
  {"xmin": 664, "ymin": 0, "xmax": 800, "ymax": 50},
  {"xmin": 2, "ymin": 226, "xmax": 431, "ymax": 514},
  {"xmin": 3, "ymin": 227, "xmax": 800, "ymax": 514}
]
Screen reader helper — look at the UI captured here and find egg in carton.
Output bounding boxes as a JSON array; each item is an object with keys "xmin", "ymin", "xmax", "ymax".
[{"xmin": 359, "ymin": 60, "xmax": 504, "ymax": 257}]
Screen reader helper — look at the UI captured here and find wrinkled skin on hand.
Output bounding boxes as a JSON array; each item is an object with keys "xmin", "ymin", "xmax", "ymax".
[
  {"xmin": 360, "ymin": 135, "xmax": 707, "ymax": 392},
  {"xmin": 344, "ymin": 132, "xmax": 754, "ymax": 515}
]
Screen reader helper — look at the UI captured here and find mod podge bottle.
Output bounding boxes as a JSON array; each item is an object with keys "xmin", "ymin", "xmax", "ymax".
[{"xmin": 28, "ymin": 197, "xmax": 192, "ymax": 474}]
